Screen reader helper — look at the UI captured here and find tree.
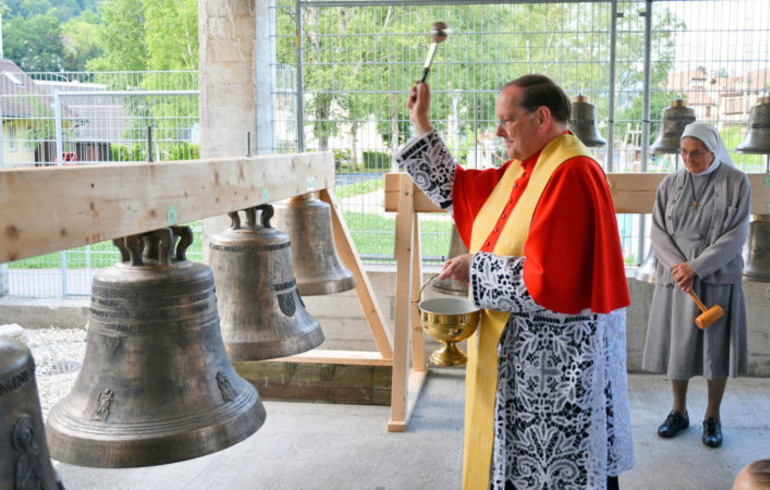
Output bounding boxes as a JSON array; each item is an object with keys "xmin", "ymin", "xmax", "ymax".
[
  {"xmin": 143, "ymin": 0, "xmax": 198, "ymax": 71},
  {"xmin": 61, "ymin": 10, "xmax": 103, "ymax": 71},
  {"xmin": 85, "ymin": 0, "xmax": 147, "ymax": 73},
  {"xmin": 3, "ymin": 14, "xmax": 65, "ymax": 72}
]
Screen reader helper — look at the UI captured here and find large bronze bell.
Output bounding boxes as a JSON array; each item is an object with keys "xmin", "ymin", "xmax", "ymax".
[
  {"xmin": 209, "ymin": 205, "xmax": 324, "ymax": 360},
  {"xmin": 432, "ymin": 224, "xmax": 470, "ymax": 297},
  {"xmin": 736, "ymin": 96, "xmax": 770, "ymax": 153},
  {"xmin": 569, "ymin": 95, "xmax": 606, "ymax": 147},
  {"xmin": 273, "ymin": 193, "xmax": 356, "ymax": 296},
  {"xmin": 46, "ymin": 226, "xmax": 266, "ymax": 468},
  {"xmin": 1, "ymin": 338, "xmax": 64, "ymax": 489},
  {"xmin": 650, "ymin": 99, "xmax": 696, "ymax": 154}
]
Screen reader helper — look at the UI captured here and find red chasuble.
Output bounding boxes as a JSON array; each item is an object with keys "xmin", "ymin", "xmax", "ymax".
[{"xmin": 452, "ymin": 150, "xmax": 629, "ymax": 314}]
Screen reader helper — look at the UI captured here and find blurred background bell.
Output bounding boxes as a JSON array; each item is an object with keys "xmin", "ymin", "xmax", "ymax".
[
  {"xmin": 634, "ymin": 250, "xmax": 658, "ymax": 284},
  {"xmin": 1, "ymin": 338, "xmax": 63, "ymax": 489},
  {"xmin": 273, "ymin": 193, "xmax": 356, "ymax": 296},
  {"xmin": 736, "ymin": 96, "xmax": 770, "ymax": 154},
  {"xmin": 650, "ymin": 99, "xmax": 696, "ymax": 154},
  {"xmin": 209, "ymin": 205, "xmax": 324, "ymax": 360},
  {"xmin": 735, "ymin": 96, "xmax": 770, "ymax": 282},
  {"xmin": 46, "ymin": 227, "xmax": 266, "ymax": 468},
  {"xmin": 569, "ymin": 95, "xmax": 606, "ymax": 147},
  {"xmin": 432, "ymin": 225, "xmax": 470, "ymax": 296}
]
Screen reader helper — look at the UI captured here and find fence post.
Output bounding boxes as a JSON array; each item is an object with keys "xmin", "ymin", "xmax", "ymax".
[
  {"xmin": 0, "ymin": 105, "xmax": 6, "ymax": 297},
  {"xmin": 55, "ymin": 91, "xmax": 69, "ymax": 298}
]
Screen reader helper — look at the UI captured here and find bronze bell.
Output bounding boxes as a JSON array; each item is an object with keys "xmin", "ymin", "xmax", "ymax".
[
  {"xmin": 209, "ymin": 205, "xmax": 324, "ymax": 360},
  {"xmin": 46, "ymin": 226, "xmax": 266, "ymax": 468},
  {"xmin": 736, "ymin": 96, "xmax": 770, "ymax": 153},
  {"xmin": 743, "ymin": 214, "xmax": 770, "ymax": 282},
  {"xmin": 650, "ymin": 99, "xmax": 696, "ymax": 154},
  {"xmin": 273, "ymin": 193, "xmax": 356, "ymax": 296},
  {"xmin": 1, "ymin": 338, "xmax": 64, "ymax": 489},
  {"xmin": 569, "ymin": 95, "xmax": 606, "ymax": 147},
  {"xmin": 432, "ymin": 224, "xmax": 470, "ymax": 296}
]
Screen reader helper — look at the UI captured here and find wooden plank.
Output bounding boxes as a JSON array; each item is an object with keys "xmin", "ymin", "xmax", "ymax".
[
  {"xmin": 234, "ymin": 359, "xmax": 392, "ymax": 405},
  {"xmin": 410, "ymin": 218, "xmax": 428, "ymax": 372},
  {"xmin": 266, "ymin": 349, "xmax": 393, "ymax": 367},
  {"xmin": 388, "ymin": 176, "xmax": 416, "ymax": 431},
  {"xmin": 319, "ymin": 188, "xmax": 394, "ymax": 360},
  {"xmin": 387, "ymin": 172, "xmax": 770, "ymax": 215},
  {"xmin": 387, "ymin": 369, "xmax": 428, "ymax": 432},
  {"xmin": 0, "ymin": 152, "xmax": 334, "ymax": 264}
]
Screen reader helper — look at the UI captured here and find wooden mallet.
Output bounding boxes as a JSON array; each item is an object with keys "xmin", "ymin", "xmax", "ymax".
[{"xmin": 687, "ymin": 290, "xmax": 724, "ymax": 329}]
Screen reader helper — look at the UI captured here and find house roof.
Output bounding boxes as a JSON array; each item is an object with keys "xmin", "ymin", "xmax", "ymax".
[
  {"xmin": 0, "ymin": 59, "xmax": 79, "ymax": 119},
  {"xmin": 35, "ymin": 80, "xmax": 131, "ymax": 141}
]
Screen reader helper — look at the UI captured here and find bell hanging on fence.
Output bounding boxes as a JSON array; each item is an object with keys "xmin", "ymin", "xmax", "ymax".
[
  {"xmin": 46, "ymin": 226, "xmax": 266, "ymax": 468},
  {"xmin": 272, "ymin": 193, "xmax": 356, "ymax": 296},
  {"xmin": 736, "ymin": 96, "xmax": 770, "ymax": 154},
  {"xmin": 569, "ymin": 95, "xmax": 606, "ymax": 147},
  {"xmin": 1, "ymin": 338, "xmax": 64, "ymax": 489},
  {"xmin": 634, "ymin": 250, "xmax": 657, "ymax": 284},
  {"xmin": 743, "ymin": 214, "xmax": 770, "ymax": 282},
  {"xmin": 432, "ymin": 224, "xmax": 470, "ymax": 297},
  {"xmin": 650, "ymin": 99, "xmax": 696, "ymax": 154},
  {"xmin": 209, "ymin": 205, "xmax": 324, "ymax": 360}
]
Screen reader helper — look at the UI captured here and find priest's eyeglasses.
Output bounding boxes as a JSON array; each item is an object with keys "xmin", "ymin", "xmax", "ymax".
[{"xmin": 496, "ymin": 110, "xmax": 533, "ymax": 129}]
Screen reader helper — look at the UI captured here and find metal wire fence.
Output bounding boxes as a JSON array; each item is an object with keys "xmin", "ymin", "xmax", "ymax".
[{"xmin": 2, "ymin": 0, "xmax": 769, "ymax": 298}]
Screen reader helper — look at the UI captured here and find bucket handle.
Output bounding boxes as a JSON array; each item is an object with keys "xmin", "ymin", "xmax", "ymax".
[{"xmin": 418, "ymin": 273, "xmax": 441, "ymax": 303}]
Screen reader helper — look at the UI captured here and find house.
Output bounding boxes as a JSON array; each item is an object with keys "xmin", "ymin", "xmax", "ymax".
[{"xmin": 0, "ymin": 59, "xmax": 81, "ymax": 167}]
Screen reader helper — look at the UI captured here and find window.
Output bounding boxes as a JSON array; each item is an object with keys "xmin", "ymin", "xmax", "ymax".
[{"xmin": 8, "ymin": 124, "xmax": 16, "ymax": 152}]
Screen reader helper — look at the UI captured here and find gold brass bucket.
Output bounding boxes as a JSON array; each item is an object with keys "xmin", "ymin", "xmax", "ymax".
[{"xmin": 418, "ymin": 275, "xmax": 480, "ymax": 367}]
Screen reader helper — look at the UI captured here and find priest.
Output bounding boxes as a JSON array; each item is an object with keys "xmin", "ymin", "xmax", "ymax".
[{"xmin": 396, "ymin": 74, "xmax": 634, "ymax": 489}]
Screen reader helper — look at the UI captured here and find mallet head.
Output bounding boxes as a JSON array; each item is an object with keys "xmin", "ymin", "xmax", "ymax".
[
  {"xmin": 430, "ymin": 22, "xmax": 448, "ymax": 44},
  {"xmin": 695, "ymin": 305, "xmax": 725, "ymax": 329}
]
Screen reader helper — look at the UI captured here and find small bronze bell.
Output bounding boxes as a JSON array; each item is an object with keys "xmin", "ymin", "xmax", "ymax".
[
  {"xmin": 736, "ymin": 96, "xmax": 770, "ymax": 154},
  {"xmin": 432, "ymin": 225, "xmax": 470, "ymax": 297},
  {"xmin": 1, "ymin": 339, "xmax": 64, "ymax": 489},
  {"xmin": 569, "ymin": 95, "xmax": 607, "ymax": 147},
  {"xmin": 46, "ymin": 227, "xmax": 266, "ymax": 468},
  {"xmin": 273, "ymin": 193, "xmax": 356, "ymax": 296},
  {"xmin": 650, "ymin": 99, "xmax": 696, "ymax": 154},
  {"xmin": 209, "ymin": 205, "xmax": 324, "ymax": 360}
]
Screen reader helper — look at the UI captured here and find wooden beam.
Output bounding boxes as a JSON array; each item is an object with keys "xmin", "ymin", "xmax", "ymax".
[
  {"xmin": 386, "ymin": 172, "xmax": 770, "ymax": 215},
  {"xmin": 265, "ymin": 349, "xmax": 393, "ymax": 367},
  {"xmin": 319, "ymin": 188, "xmax": 394, "ymax": 360},
  {"xmin": 0, "ymin": 152, "xmax": 334, "ymax": 264}
]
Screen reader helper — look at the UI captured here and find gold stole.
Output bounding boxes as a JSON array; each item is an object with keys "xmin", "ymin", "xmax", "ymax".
[{"xmin": 461, "ymin": 134, "xmax": 591, "ymax": 489}]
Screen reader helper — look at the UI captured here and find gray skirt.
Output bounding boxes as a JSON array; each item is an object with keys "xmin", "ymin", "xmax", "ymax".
[{"xmin": 642, "ymin": 281, "xmax": 747, "ymax": 379}]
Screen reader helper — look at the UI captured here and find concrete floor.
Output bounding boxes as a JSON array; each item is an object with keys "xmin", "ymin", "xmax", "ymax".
[{"xmin": 53, "ymin": 371, "xmax": 770, "ymax": 490}]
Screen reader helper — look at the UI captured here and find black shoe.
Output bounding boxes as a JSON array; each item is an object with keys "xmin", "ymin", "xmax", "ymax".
[
  {"xmin": 702, "ymin": 418, "xmax": 723, "ymax": 448},
  {"xmin": 657, "ymin": 410, "xmax": 689, "ymax": 438}
]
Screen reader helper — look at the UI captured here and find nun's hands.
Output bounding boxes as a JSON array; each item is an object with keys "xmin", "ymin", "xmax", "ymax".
[{"xmin": 672, "ymin": 262, "xmax": 696, "ymax": 292}]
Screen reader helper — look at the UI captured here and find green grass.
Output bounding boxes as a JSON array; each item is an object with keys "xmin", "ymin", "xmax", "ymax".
[{"xmin": 335, "ymin": 179, "xmax": 384, "ymax": 199}]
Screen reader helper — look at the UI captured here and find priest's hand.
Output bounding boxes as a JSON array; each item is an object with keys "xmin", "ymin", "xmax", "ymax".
[
  {"xmin": 439, "ymin": 253, "xmax": 472, "ymax": 283},
  {"xmin": 408, "ymin": 82, "xmax": 433, "ymax": 136},
  {"xmin": 671, "ymin": 262, "xmax": 696, "ymax": 292}
]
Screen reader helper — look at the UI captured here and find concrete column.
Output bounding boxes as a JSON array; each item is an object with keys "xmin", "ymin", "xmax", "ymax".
[{"xmin": 198, "ymin": 0, "xmax": 258, "ymax": 262}]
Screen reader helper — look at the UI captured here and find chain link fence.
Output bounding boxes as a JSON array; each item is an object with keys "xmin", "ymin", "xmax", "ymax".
[{"xmin": 2, "ymin": 0, "xmax": 769, "ymax": 298}]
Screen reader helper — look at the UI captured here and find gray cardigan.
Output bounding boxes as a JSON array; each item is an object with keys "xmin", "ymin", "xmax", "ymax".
[{"xmin": 651, "ymin": 162, "xmax": 751, "ymax": 285}]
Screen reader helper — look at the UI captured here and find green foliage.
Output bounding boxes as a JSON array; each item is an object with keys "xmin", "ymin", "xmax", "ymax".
[
  {"xmin": 86, "ymin": 0, "xmax": 147, "ymax": 72},
  {"xmin": 3, "ymin": 14, "xmax": 65, "ymax": 71},
  {"xmin": 362, "ymin": 151, "xmax": 390, "ymax": 171},
  {"xmin": 142, "ymin": 0, "xmax": 198, "ymax": 71},
  {"xmin": 61, "ymin": 11, "xmax": 103, "ymax": 71},
  {"xmin": 165, "ymin": 142, "xmax": 199, "ymax": 161},
  {"xmin": 109, "ymin": 143, "xmax": 143, "ymax": 162}
]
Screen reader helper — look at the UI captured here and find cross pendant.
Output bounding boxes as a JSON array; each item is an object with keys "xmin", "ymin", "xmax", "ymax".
[{"xmin": 690, "ymin": 201, "xmax": 700, "ymax": 209}]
